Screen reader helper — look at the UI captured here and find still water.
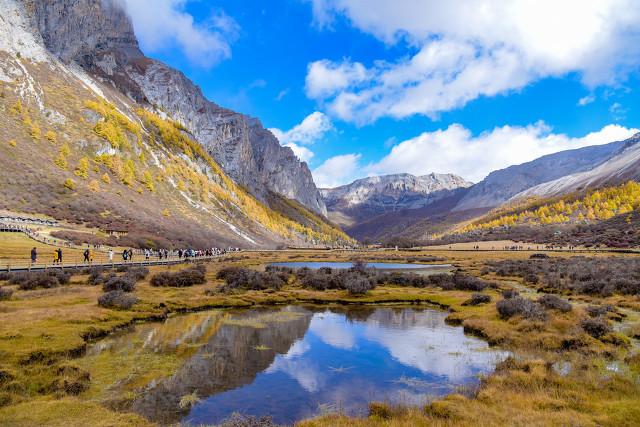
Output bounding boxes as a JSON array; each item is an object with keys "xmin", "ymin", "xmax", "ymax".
[
  {"xmin": 268, "ymin": 261, "xmax": 451, "ymax": 270},
  {"xmin": 85, "ymin": 306, "xmax": 506, "ymax": 425}
]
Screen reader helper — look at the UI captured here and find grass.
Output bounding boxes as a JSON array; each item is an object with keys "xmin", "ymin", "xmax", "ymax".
[{"xmin": 0, "ymin": 249, "xmax": 638, "ymax": 426}]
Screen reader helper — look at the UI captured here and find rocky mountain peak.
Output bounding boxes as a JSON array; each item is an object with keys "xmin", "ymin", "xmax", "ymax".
[{"xmin": 20, "ymin": 0, "xmax": 327, "ymax": 216}]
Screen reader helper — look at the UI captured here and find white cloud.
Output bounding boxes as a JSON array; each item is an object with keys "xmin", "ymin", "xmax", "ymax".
[
  {"xmin": 275, "ymin": 89, "xmax": 289, "ymax": 101},
  {"xmin": 118, "ymin": 0, "xmax": 239, "ymax": 68},
  {"xmin": 312, "ymin": 153, "xmax": 361, "ymax": 188},
  {"xmin": 270, "ymin": 112, "xmax": 333, "ymax": 163},
  {"xmin": 366, "ymin": 123, "xmax": 639, "ymax": 182},
  {"xmin": 578, "ymin": 94, "xmax": 596, "ymax": 106},
  {"xmin": 306, "ymin": 0, "xmax": 640, "ymax": 123}
]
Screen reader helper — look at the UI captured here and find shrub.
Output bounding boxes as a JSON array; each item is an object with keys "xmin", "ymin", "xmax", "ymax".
[
  {"xmin": 216, "ymin": 267, "xmax": 285, "ymax": 292},
  {"xmin": 537, "ymin": 294, "xmax": 572, "ymax": 312},
  {"xmin": 126, "ymin": 267, "xmax": 149, "ymax": 281},
  {"xmin": 98, "ymin": 291, "xmax": 137, "ymax": 310},
  {"xmin": 586, "ymin": 304, "xmax": 614, "ymax": 318},
  {"xmin": 63, "ymin": 178, "xmax": 75, "ymax": 190},
  {"xmin": 581, "ymin": 317, "xmax": 611, "ymax": 338},
  {"xmin": 150, "ymin": 265, "xmax": 206, "ymax": 287},
  {"xmin": 102, "ymin": 275, "xmax": 136, "ymax": 292},
  {"xmin": 343, "ymin": 273, "xmax": 375, "ymax": 295},
  {"xmin": 496, "ymin": 297, "xmax": 547, "ymax": 321},
  {"xmin": 501, "ymin": 289, "xmax": 519, "ymax": 299},
  {"xmin": 452, "ymin": 273, "xmax": 489, "ymax": 291},
  {"xmin": 0, "ymin": 287, "xmax": 13, "ymax": 301},
  {"xmin": 463, "ymin": 293, "xmax": 491, "ymax": 306},
  {"xmin": 10, "ymin": 270, "xmax": 70, "ymax": 290},
  {"xmin": 529, "ymin": 253, "xmax": 549, "ymax": 259}
]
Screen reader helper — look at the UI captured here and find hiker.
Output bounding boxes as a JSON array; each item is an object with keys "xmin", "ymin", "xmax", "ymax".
[
  {"xmin": 31, "ymin": 247, "xmax": 37, "ymax": 264},
  {"xmin": 83, "ymin": 249, "xmax": 90, "ymax": 263},
  {"xmin": 108, "ymin": 249, "xmax": 114, "ymax": 263},
  {"xmin": 53, "ymin": 249, "xmax": 59, "ymax": 264},
  {"xmin": 57, "ymin": 248, "xmax": 63, "ymax": 264},
  {"xmin": 128, "ymin": 249, "xmax": 133, "ymax": 261},
  {"xmin": 122, "ymin": 249, "xmax": 128, "ymax": 262}
]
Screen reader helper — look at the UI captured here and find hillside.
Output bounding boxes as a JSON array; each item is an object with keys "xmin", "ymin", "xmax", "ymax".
[
  {"xmin": 426, "ymin": 181, "xmax": 640, "ymax": 248},
  {"xmin": 0, "ymin": 1, "xmax": 351, "ymax": 249}
]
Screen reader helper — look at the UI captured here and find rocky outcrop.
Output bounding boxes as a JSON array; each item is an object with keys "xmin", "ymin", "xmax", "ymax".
[
  {"xmin": 21, "ymin": 0, "xmax": 327, "ymax": 215},
  {"xmin": 321, "ymin": 173, "xmax": 471, "ymax": 226}
]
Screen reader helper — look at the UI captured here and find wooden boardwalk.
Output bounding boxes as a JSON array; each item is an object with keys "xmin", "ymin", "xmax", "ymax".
[{"xmin": 0, "ymin": 256, "xmax": 220, "ymax": 272}]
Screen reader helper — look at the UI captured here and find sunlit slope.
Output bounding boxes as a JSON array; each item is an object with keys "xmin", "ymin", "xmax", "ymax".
[{"xmin": 0, "ymin": 56, "xmax": 352, "ymax": 248}]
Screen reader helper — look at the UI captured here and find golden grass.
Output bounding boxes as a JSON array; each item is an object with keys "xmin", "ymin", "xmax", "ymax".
[{"xmin": 0, "ymin": 249, "xmax": 637, "ymax": 426}]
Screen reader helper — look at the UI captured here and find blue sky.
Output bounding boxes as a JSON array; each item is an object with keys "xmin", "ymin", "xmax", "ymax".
[{"xmin": 121, "ymin": 0, "xmax": 640, "ymax": 187}]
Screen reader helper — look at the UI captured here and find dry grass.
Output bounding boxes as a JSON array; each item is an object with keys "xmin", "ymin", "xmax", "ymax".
[{"xmin": 0, "ymin": 249, "xmax": 637, "ymax": 426}]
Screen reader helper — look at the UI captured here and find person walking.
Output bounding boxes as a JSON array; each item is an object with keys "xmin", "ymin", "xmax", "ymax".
[
  {"xmin": 30, "ymin": 247, "xmax": 37, "ymax": 265},
  {"xmin": 108, "ymin": 248, "xmax": 114, "ymax": 263},
  {"xmin": 57, "ymin": 248, "xmax": 63, "ymax": 265},
  {"xmin": 128, "ymin": 249, "xmax": 133, "ymax": 261},
  {"xmin": 53, "ymin": 249, "xmax": 59, "ymax": 265},
  {"xmin": 83, "ymin": 249, "xmax": 90, "ymax": 263},
  {"xmin": 122, "ymin": 249, "xmax": 128, "ymax": 262}
]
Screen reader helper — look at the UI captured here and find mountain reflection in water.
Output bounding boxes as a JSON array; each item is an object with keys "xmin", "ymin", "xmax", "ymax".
[{"xmin": 85, "ymin": 306, "xmax": 507, "ymax": 425}]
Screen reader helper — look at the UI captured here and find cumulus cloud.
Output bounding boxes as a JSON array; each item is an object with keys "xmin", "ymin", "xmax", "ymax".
[
  {"xmin": 306, "ymin": 0, "xmax": 640, "ymax": 124},
  {"xmin": 118, "ymin": 0, "xmax": 239, "ymax": 68},
  {"xmin": 270, "ymin": 112, "xmax": 333, "ymax": 163},
  {"xmin": 366, "ymin": 123, "xmax": 639, "ymax": 182},
  {"xmin": 312, "ymin": 153, "xmax": 361, "ymax": 188}
]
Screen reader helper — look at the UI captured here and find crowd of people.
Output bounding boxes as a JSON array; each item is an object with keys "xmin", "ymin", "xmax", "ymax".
[{"xmin": 27, "ymin": 246, "xmax": 242, "ymax": 266}]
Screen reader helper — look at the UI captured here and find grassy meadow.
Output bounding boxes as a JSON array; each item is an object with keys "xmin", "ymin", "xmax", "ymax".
[{"xmin": 0, "ymin": 234, "xmax": 638, "ymax": 426}]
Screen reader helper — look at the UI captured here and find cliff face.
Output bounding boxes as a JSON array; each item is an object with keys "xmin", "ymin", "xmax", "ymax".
[{"xmin": 22, "ymin": 0, "xmax": 327, "ymax": 216}]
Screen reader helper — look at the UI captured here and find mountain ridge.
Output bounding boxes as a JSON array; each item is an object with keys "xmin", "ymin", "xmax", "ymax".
[{"xmin": 21, "ymin": 0, "xmax": 327, "ymax": 216}]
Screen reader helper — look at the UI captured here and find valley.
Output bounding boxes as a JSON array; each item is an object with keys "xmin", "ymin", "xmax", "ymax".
[{"xmin": 0, "ymin": 0, "xmax": 639, "ymax": 426}]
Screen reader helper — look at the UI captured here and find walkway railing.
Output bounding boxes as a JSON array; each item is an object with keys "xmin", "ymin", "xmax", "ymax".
[{"xmin": 0, "ymin": 254, "xmax": 222, "ymax": 273}]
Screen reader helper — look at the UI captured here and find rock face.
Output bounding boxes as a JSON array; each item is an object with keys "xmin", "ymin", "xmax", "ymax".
[
  {"xmin": 21, "ymin": 0, "xmax": 327, "ymax": 216},
  {"xmin": 453, "ymin": 139, "xmax": 629, "ymax": 211},
  {"xmin": 515, "ymin": 133, "xmax": 640, "ymax": 199},
  {"xmin": 321, "ymin": 173, "xmax": 472, "ymax": 226}
]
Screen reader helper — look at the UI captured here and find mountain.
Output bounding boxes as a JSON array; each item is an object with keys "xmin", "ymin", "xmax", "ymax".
[
  {"xmin": 320, "ymin": 173, "xmax": 472, "ymax": 227},
  {"xmin": 453, "ymin": 139, "xmax": 629, "ymax": 211},
  {"xmin": 23, "ymin": 0, "xmax": 326, "ymax": 216},
  {"xmin": 515, "ymin": 134, "xmax": 640, "ymax": 199},
  {"xmin": 0, "ymin": 0, "xmax": 349, "ymax": 248}
]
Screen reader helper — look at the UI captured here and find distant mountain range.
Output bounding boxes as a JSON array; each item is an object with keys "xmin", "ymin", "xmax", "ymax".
[
  {"xmin": 321, "ymin": 134, "xmax": 640, "ymax": 242},
  {"xmin": 320, "ymin": 173, "xmax": 472, "ymax": 227}
]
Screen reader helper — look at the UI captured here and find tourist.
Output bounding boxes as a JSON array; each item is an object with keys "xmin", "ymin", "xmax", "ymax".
[
  {"xmin": 108, "ymin": 248, "xmax": 114, "ymax": 263},
  {"xmin": 122, "ymin": 249, "xmax": 128, "ymax": 262},
  {"xmin": 83, "ymin": 249, "xmax": 90, "ymax": 263},
  {"xmin": 30, "ymin": 247, "xmax": 37, "ymax": 265},
  {"xmin": 57, "ymin": 248, "xmax": 62, "ymax": 264},
  {"xmin": 53, "ymin": 249, "xmax": 58, "ymax": 265}
]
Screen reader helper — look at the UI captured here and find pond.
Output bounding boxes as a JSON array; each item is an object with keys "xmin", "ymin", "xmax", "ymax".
[
  {"xmin": 83, "ymin": 306, "xmax": 507, "ymax": 426},
  {"xmin": 268, "ymin": 261, "xmax": 451, "ymax": 270}
]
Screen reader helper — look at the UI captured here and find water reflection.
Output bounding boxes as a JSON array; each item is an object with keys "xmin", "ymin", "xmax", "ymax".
[{"xmin": 85, "ymin": 306, "xmax": 507, "ymax": 426}]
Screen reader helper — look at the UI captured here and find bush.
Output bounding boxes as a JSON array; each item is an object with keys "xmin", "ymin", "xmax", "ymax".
[
  {"xmin": 496, "ymin": 297, "xmax": 547, "ymax": 320},
  {"xmin": 452, "ymin": 273, "xmax": 489, "ymax": 291},
  {"xmin": 216, "ymin": 267, "xmax": 285, "ymax": 292},
  {"xmin": 343, "ymin": 273, "xmax": 375, "ymax": 295},
  {"xmin": 537, "ymin": 294, "xmax": 572, "ymax": 312},
  {"xmin": 463, "ymin": 293, "xmax": 491, "ymax": 306},
  {"xmin": 501, "ymin": 289, "xmax": 519, "ymax": 299},
  {"xmin": 0, "ymin": 287, "xmax": 13, "ymax": 301},
  {"xmin": 98, "ymin": 290, "xmax": 137, "ymax": 310},
  {"xmin": 102, "ymin": 275, "xmax": 136, "ymax": 292},
  {"xmin": 125, "ymin": 267, "xmax": 149, "ymax": 281},
  {"xmin": 151, "ymin": 265, "xmax": 206, "ymax": 288},
  {"xmin": 586, "ymin": 304, "xmax": 614, "ymax": 318},
  {"xmin": 581, "ymin": 317, "xmax": 611, "ymax": 338},
  {"xmin": 10, "ymin": 270, "xmax": 71, "ymax": 290},
  {"xmin": 529, "ymin": 253, "xmax": 549, "ymax": 259},
  {"xmin": 486, "ymin": 257, "xmax": 640, "ymax": 296}
]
